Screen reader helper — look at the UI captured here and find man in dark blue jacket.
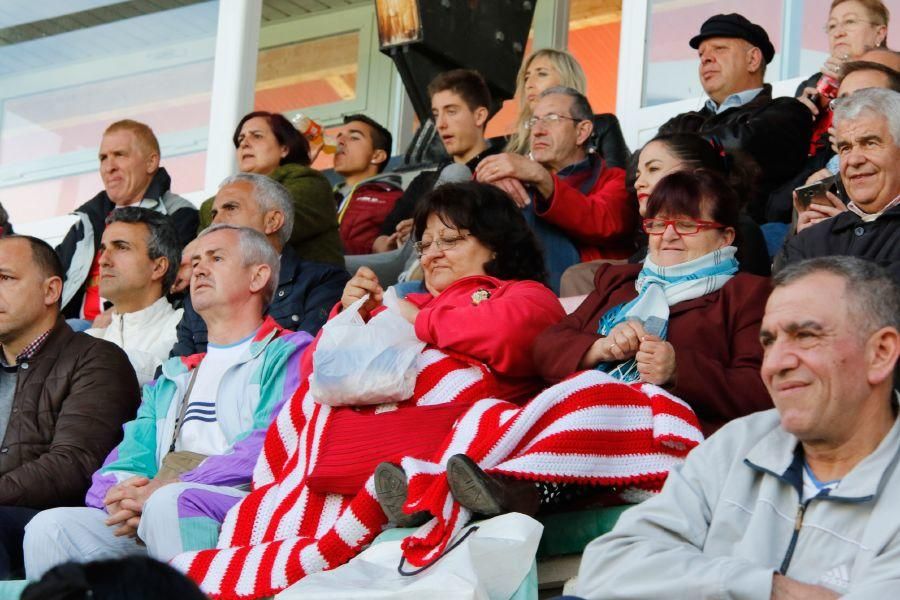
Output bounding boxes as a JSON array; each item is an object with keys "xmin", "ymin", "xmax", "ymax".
[{"xmin": 170, "ymin": 173, "xmax": 349, "ymax": 357}]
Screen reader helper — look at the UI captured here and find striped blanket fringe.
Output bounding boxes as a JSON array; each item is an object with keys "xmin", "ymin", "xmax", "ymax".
[
  {"xmin": 399, "ymin": 370, "xmax": 704, "ymax": 567},
  {"xmin": 171, "ymin": 355, "xmax": 703, "ymax": 599}
]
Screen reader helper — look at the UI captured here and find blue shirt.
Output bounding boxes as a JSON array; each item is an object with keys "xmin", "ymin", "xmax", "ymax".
[{"xmin": 705, "ymin": 87, "xmax": 764, "ymax": 114}]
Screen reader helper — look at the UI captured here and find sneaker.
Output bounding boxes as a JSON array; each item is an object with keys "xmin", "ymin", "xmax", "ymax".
[{"xmin": 374, "ymin": 462, "xmax": 430, "ymax": 527}]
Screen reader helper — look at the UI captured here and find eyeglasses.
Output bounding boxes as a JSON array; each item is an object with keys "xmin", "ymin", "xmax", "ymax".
[
  {"xmin": 414, "ymin": 234, "xmax": 469, "ymax": 256},
  {"xmin": 642, "ymin": 218, "xmax": 724, "ymax": 235},
  {"xmin": 525, "ymin": 113, "xmax": 581, "ymax": 130},
  {"xmin": 824, "ymin": 18, "xmax": 876, "ymax": 35}
]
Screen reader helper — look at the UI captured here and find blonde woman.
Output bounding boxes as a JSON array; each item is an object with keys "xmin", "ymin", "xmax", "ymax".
[{"xmin": 505, "ymin": 49, "xmax": 587, "ymax": 155}]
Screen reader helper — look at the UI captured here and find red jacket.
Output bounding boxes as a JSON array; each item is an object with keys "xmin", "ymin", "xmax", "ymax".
[
  {"xmin": 536, "ymin": 157, "xmax": 637, "ymax": 262},
  {"xmin": 316, "ymin": 276, "xmax": 565, "ymax": 404},
  {"xmin": 337, "ymin": 175, "xmax": 403, "ymax": 255},
  {"xmin": 533, "ymin": 263, "xmax": 772, "ymax": 436}
]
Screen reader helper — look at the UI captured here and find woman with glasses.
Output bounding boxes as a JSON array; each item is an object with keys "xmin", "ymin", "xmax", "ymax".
[
  {"xmin": 169, "ymin": 182, "xmax": 567, "ymax": 598},
  {"xmin": 536, "ymin": 169, "xmax": 771, "ymax": 437},
  {"xmin": 798, "ymin": 0, "xmax": 889, "ymax": 107}
]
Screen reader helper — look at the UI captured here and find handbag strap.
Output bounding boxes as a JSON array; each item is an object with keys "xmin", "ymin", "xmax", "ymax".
[
  {"xmin": 397, "ymin": 525, "xmax": 480, "ymax": 576},
  {"xmin": 168, "ymin": 367, "xmax": 200, "ymax": 454}
]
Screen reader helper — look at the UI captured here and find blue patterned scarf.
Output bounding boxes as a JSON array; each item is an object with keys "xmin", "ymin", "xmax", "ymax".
[{"xmin": 596, "ymin": 246, "xmax": 738, "ymax": 381}]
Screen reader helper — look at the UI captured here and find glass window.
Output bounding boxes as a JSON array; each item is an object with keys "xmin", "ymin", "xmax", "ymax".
[
  {"xmin": 254, "ymin": 32, "xmax": 361, "ymax": 114},
  {"xmin": 568, "ymin": 0, "xmax": 621, "ymax": 114},
  {"xmin": 486, "ymin": 0, "xmax": 621, "ymax": 139},
  {"xmin": 0, "ymin": 1, "xmax": 219, "ymax": 225},
  {"xmin": 642, "ymin": 0, "xmax": 784, "ymax": 107}
]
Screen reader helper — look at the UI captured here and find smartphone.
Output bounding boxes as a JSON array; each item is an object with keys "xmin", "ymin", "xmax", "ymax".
[{"xmin": 795, "ymin": 176, "xmax": 840, "ymax": 210}]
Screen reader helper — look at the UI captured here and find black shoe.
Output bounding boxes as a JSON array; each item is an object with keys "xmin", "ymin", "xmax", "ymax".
[
  {"xmin": 374, "ymin": 462, "xmax": 430, "ymax": 527},
  {"xmin": 446, "ymin": 454, "xmax": 540, "ymax": 517}
]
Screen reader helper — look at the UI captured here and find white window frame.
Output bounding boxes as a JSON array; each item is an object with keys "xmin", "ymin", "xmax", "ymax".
[{"xmin": 616, "ymin": 0, "xmax": 810, "ymax": 150}]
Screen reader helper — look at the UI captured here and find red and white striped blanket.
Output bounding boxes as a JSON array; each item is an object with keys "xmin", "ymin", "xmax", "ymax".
[{"xmin": 171, "ymin": 351, "xmax": 703, "ymax": 599}]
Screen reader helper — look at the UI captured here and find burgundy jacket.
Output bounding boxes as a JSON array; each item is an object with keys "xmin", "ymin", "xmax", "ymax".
[
  {"xmin": 337, "ymin": 174, "xmax": 403, "ymax": 255},
  {"xmin": 533, "ymin": 263, "xmax": 772, "ymax": 436}
]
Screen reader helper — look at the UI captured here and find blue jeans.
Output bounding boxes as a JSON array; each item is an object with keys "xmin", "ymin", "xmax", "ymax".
[{"xmin": 522, "ymin": 206, "xmax": 580, "ymax": 294}]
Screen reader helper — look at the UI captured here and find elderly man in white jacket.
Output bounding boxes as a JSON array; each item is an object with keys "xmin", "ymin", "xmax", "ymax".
[
  {"xmin": 85, "ymin": 206, "xmax": 182, "ymax": 384},
  {"xmin": 575, "ymin": 256, "xmax": 900, "ymax": 600}
]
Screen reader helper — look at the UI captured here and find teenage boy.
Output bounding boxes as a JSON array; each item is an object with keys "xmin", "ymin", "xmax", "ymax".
[
  {"xmin": 333, "ymin": 114, "xmax": 403, "ymax": 255},
  {"xmin": 373, "ymin": 69, "xmax": 500, "ymax": 253}
]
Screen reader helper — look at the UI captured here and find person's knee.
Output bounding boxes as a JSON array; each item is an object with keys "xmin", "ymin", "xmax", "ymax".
[
  {"xmin": 23, "ymin": 509, "xmax": 68, "ymax": 549},
  {"xmin": 140, "ymin": 483, "xmax": 188, "ymax": 529}
]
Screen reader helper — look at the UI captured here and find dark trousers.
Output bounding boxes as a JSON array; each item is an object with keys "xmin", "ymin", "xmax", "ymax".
[{"xmin": 0, "ymin": 506, "xmax": 39, "ymax": 579}]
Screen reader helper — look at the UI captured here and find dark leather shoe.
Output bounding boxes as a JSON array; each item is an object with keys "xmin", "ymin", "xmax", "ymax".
[
  {"xmin": 374, "ymin": 462, "xmax": 430, "ymax": 527},
  {"xmin": 446, "ymin": 454, "xmax": 540, "ymax": 517}
]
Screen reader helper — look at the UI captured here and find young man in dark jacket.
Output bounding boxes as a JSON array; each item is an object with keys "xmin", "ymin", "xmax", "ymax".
[
  {"xmin": 171, "ymin": 173, "xmax": 349, "ymax": 357},
  {"xmin": 0, "ymin": 236, "xmax": 140, "ymax": 578},
  {"xmin": 333, "ymin": 114, "xmax": 403, "ymax": 255},
  {"xmin": 373, "ymin": 69, "xmax": 502, "ymax": 253}
]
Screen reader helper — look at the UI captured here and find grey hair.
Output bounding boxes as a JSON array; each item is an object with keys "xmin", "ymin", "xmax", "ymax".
[
  {"xmin": 105, "ymin": 206, "xmax": 181, "ymax": 291},
  {"xmin": 539, "ymin": 85, "xmax": 594, "ymax": 123},
  {"xmin": 218, "ymin": 172, "xmax": 295, "ymax": 247},
  {"xmin": 774, "ymin": 256, "xmax": 900, "ymax": 336},
  {"xmin": 197, "ymin": 223, "xmax": 281, "ymax": 306},
  {"xmin": 833, "ymin": 88, "xmax": 900, "ymax": 146}
]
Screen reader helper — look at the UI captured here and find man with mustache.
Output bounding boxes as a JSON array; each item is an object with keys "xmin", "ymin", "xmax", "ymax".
[
  {"xmin": 171, "ymin": 173, "xmax": 348, "ymax": 357},
  {"xmin": 575, "ymin": 256, "xmax": 900, "ymax": 599}
]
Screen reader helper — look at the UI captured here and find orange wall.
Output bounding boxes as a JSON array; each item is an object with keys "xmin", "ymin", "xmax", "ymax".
[{"xmin": 487, "ymin": 19, "xmax": 621, "ymax": 139}]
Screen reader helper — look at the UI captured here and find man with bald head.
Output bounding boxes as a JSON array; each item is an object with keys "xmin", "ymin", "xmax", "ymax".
[
  {"xmin": 56, "ymin": 120, "xmax": 198, "ymax": 323},
  {"xmin": 170, "ymin": 173, "xmax": 348, "ymax": 357},
  {"xmin": 659, "ymin": 13, "xmax": 813, "ymax": 223},
  {"xmin": 0, "ymin": 235, "xmax": 139, "ymax": 578}
]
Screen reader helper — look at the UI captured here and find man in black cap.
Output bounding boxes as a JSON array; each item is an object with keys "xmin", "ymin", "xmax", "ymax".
[{"xmin": 659, "ymin": 13, "xmax": 813, "ymax": 223}]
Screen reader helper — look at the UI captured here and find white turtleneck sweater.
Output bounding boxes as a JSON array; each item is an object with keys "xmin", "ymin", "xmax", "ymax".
[{"xmin": 86, "ymin": 296, "xmax": 183, "ymax": 385}]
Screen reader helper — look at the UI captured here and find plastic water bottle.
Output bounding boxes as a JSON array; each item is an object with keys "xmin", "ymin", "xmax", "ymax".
[
  {"xmin": 291, "ymin": 113, "xmax": 323, "ymax": 142},
  {"xmin": 291, "ymin": 113, "xmax": 336, "ymax": 154}
]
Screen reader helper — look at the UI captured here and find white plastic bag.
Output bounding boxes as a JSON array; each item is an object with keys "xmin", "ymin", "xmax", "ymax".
[
  {"xmin": 309, "ymin": 294, "xmax": 426, "ymax": 406},
  {"xmin": 276, "ymin": 513, "xmax": 543, "ymax": 600}
]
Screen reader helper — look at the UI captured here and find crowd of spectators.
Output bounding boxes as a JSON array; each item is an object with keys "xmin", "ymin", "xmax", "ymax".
[{"xmin": 0, "ymin": 2, "xmax": 897, "ymax": 599}]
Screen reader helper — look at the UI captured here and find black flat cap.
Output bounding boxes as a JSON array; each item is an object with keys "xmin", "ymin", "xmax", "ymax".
[{"xmin": 689, "ymin": 13, "xmax": 775, "ymax": 64}]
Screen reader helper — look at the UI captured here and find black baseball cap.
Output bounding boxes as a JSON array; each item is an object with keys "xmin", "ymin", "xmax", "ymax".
[{"xmin": 689, "ymin": 13, "xmax": 776, "ymax": 64}]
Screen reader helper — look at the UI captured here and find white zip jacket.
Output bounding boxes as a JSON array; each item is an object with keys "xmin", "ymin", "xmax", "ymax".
[
  {"xmin": 576, "ymin": 403, "xmax": 900, "ymax": 599},
  {"xmin": 86, "ymin": 296, "xmax": 183, "ymax": 385}
]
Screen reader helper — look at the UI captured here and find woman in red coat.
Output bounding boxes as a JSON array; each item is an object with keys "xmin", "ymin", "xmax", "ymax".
[{"xmin": 535, "ymin": 169, "xmax": 772, "ymax": 436}]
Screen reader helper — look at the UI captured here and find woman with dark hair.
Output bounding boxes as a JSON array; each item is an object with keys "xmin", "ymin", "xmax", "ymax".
[
  {"xmin": 632, "ymin": 133, "xmax": 771, "ymax": 276},
  {"xmin": 198, "ymin": 110, "xmax": 343, "ymax": 266},
  {"xmin": 560, "ymin": 132, "xmax": 768, "ymax": 296},
  {"xmin": 393, "ymin": 173, "xmax": 766, "ymax": 566},
  {"xmin": 170, "ymin": 182, "xmax": 565, "ymax": 599},
  {"xmin": 538, "ymin": 169, "xmax": 771, "ymax": 437}
]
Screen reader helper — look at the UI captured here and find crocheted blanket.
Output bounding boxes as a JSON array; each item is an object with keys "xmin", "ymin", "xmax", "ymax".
[{"xmin": 171, "ymin": 356, "xmax": 703, "ymax": 599}]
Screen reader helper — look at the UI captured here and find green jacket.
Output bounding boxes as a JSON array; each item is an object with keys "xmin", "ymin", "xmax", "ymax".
[{"xmin": 200, "ymin": 163, "xmax": 344, "ymax": 267}]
